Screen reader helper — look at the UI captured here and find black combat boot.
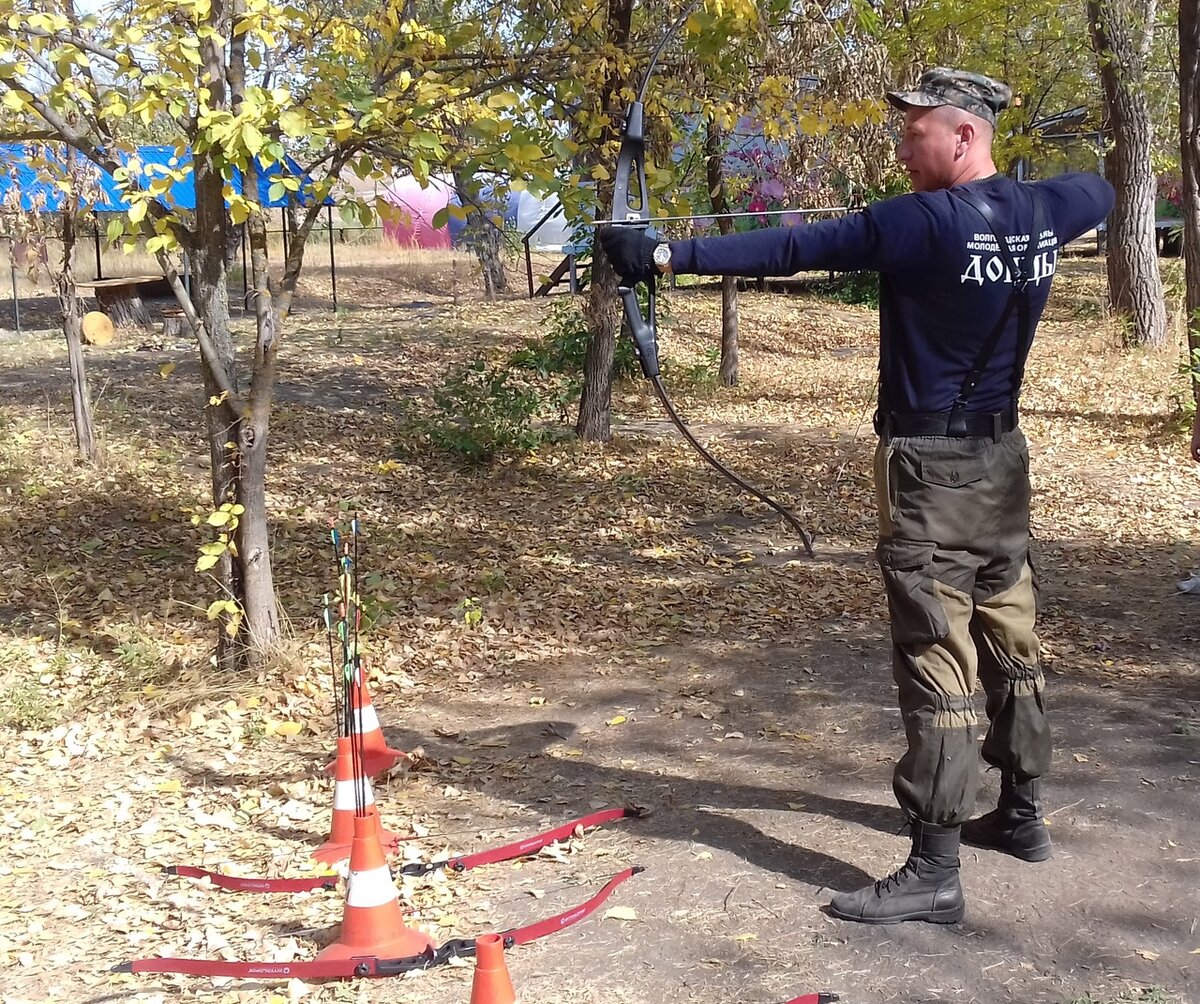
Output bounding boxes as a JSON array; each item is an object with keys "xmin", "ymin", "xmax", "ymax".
[
  {"xmin": 961, "ymin": 775, "xmax": 1052, "ymax": 862},
  {"xmin": 827, "ymin": 820, "xmax": 965, "ymax": 925}
]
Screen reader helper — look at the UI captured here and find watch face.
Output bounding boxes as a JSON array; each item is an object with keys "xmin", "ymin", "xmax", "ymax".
[{"xmin": 653, "ymin": 243, "xmax": 671, "ymax": 265}]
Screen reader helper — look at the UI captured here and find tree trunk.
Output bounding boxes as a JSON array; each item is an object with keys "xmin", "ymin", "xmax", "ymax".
[
  {"xmin": 55, "ymin": 207, "xmax": 97, "ymax": 463},
  {"xmin": 238, "ymin": 173, "xmax": 281, "ymax": 654},
  {"xmin": 706, "ymin": 117, "xmax": 739, "ymax": 386},
  {"xmin": 452, "ymin": 165, "xmax": 509, "ymax": 297},
  {"xmin": 229, "ymin": 0, "xmax": 279, "ymax": 657},
  {"xmin": 224, "ymin": 220, "xmax": 243, "ymax": 269},
  {"xmin": 196, "ymin": 0, "xmax": 245, "ymax": 669},
  {"xmin": 1088, "ymin": 0, "xmax": 1167, "ymax": 346},
  {"xmin": 719, "ymin": 277, "xmax": 739, "ymax": 386},
  {"xmin": 482, "ymin": 225, "xmax": 509, "ymax": 295},
  {"xmin": 1181, "ymin": 0, "xmax": 1200, "ymax": 409},
  {"xmin": 193, "ymin": 180, "xmax": 243, "ymax": 669},
  {"xmin": 577, "ymin": 0, "xmax": 634, "ymax": 442},
  {"xmin": 578, "ymin": 254, "xmax": 620, "ymax": 440}
]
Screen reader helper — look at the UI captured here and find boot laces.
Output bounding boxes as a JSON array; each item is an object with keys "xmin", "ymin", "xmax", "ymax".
[{"xmin": 874, "ymin": 860, "xmax": 920, "ymax": 896}]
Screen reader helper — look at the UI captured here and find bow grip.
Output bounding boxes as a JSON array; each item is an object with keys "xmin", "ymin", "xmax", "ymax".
[{"xmin": 618, "ymin": 282, "xmax": 660, "ymax": 378}]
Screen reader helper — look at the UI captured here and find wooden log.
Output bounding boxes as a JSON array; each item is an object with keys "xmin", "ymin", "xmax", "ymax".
[
  {"xmin": 81, "ymin": 310, "xmax": 114, "ymax": 346},
  {"xmin": 162, "ymin": 309, "xmax": 186, "ymax": 339}
]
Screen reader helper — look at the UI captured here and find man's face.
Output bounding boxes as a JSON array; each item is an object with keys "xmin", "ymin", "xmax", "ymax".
[{"xmin": 895, "ymin": 107, "xmax": 963, "ymax": 192}]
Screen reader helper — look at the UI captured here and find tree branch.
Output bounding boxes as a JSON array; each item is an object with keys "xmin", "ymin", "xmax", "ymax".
[
  {"xmin": 20, "ymin": 25, "xmax": 148, "ymax": 77},
  {"xmin": 156, "ymin": 247, "xmax": 245, "ymax": 412}
]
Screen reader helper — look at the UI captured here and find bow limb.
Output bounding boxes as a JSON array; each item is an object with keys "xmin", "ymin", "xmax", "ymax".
[
  {"xmin": 407, "ymin": 805, "xmax": 641, "ymax": 876},
  {"xmin": 161, "ymin": 864, "xmax": 338, "ymax": 894},
  {"xmin": 160, "ymin": 806, "xmax": 640, "ymax": 892},
  {"xmin": 650, "ymin": 382, "xmax": 815, "ymax": 553},
  {"xmin": 503, "ymin": 865, "xmax": 644, "ymax": 947},
  {"xmin": 114, "ymin": 867, "xmax": 644, "ymax": 979}
]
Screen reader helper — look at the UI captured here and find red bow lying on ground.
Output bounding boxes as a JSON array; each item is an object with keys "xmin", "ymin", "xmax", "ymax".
[
  {"xmin": 114, "ymin": 865, "xmax": 643, "ymax": 978},
  {"xmin": 163, "ymin": 806, "xmax": 641, "ymax": 893}
]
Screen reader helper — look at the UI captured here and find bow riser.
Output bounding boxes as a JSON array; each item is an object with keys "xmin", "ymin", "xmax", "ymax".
[{"xmin": 611, "ymin": 98, "xmax": 663, "ymax": 379}]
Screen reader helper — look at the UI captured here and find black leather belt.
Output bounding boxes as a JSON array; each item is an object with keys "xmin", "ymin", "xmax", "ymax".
[{"xmin": 875, "ymin": 406, "xmax": 1017, "ymax": 441}]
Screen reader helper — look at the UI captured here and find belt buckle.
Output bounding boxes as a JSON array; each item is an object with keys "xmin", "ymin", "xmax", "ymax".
[{"xmin": 992, "ymin": 411, "xmax": 1001, "ymax": 441}]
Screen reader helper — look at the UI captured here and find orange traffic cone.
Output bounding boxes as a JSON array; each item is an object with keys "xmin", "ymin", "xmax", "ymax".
[
  {"xmin": 469, "ymin": 934, "xmax": 516, "ymax": 1004},
  {"xmin": 325, "ymin": 671, "xmax": 406, "ymax": 778},
  {"xmin": 315, "ymin": 812, "xmax": 434, "ymax": 963},
  {"xmin": 313, "ymin": 736, "xmax": 400, "ymax": 865}
]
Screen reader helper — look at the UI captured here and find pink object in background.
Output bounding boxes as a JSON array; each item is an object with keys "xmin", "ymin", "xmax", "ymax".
[{"xmin": 380, "ymin": 175, "xmax": 453, "ymax": 249}]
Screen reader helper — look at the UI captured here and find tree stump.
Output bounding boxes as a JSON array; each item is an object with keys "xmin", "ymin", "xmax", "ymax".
[
  {"xmin": 161, "ymin": 308, "xmax": 186, "ymax": 339},
  {"xmin": 94, "ymin": 285, "xmax": 152, "ymax": 327},
  {"xmin": 76, "ymin": 276, "xmax": 168, "ymax": 328}
]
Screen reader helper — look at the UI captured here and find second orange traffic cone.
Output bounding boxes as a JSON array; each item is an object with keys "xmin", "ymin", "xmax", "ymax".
[
  {"xmin": 325, "ymin": 672, "xmax": 407, "ymax": 778},
  {"xmin": 313, "ymin": 736, "xmax": 400, "ymax": 865},
  {"xmin": 315, "ymin": 812, "xmax": 434, "ymax": 963},
  {"xmin": 470, "ymin": 933, "xmax": 516, "ymax": 1004}
]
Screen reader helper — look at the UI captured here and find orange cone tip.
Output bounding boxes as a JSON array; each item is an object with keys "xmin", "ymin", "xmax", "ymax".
[
  {"xmin": 470, "ymin": 933, "xmax": 517, "ymax": 1004},
  {"xmin": 325, "ymin": 672, "xmax": 406, "ymax": 777}
]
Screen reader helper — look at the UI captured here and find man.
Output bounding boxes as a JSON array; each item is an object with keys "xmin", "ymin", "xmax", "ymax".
[{"xmin": 601, "ymin": 68, "xmax": 1114, "ymax": 925}]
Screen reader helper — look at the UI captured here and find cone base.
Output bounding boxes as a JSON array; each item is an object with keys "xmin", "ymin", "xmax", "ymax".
[
  {"xmin": 316, "ymin": 812, "xmax": 432, "ymax": 966},
  {"xmin": 315, "ymin": 922, "xmax": 434, "ymax": 963},
  {"xmin": 312, "ymin": 813, "xmax": 400, "ymax": 865},
  {"xmin": 323, "ymin": 745, "xmax": 407, "ymax": 778}
]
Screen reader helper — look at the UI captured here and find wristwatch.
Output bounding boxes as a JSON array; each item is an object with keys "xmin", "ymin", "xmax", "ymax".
[{"xmin": 652, "ymin": 241, "xmax": 672, "ymax": 273}]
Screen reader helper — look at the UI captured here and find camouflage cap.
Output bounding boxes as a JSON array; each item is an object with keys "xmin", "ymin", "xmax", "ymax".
[{"xmin": 886, "ymin": 67, "xmax": 1012, "ymax": 126}]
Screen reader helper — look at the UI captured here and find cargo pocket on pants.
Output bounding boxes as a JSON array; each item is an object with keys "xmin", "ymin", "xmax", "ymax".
[{"xmin": 877, "ymin": 538, "xmax": 950, "ymax": 646}]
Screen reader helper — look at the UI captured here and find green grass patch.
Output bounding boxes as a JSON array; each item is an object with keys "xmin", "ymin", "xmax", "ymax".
[{"xmin": 0, "ymin": 672, "xmax": 60, "ymax": 731}]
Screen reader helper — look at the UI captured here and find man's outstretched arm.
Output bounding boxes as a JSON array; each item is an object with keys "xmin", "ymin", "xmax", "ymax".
[{"xmin": 601, "ymin": 206, "xmax": 905, "ymax": 285}]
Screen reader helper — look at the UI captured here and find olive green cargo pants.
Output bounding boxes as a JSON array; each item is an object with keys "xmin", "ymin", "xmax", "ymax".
[{"xmin": 874, "ymin": 428, "xmax": 1051, "ymax": 827}]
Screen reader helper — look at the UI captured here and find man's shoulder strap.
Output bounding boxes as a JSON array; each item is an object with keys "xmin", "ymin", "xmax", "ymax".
[{"xmin": 944, "ymin": 184, "xmax": 1050, "ymax": 429}]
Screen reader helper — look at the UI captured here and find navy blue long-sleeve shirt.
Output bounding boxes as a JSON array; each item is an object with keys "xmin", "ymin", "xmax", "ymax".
[{"xmin": 668, "ymin": 173, "xmax": 1114, "ymax": 415}]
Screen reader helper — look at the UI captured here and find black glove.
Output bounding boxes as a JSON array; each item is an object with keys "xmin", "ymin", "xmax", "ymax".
[{"xmin": 598, "ymin": 226, "xmax": 658, "ymax": 286}]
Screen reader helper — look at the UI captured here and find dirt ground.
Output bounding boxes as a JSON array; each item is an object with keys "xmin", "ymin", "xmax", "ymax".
[{"xmin": 0, "ymin": 249, "xmax": 1197, "ymax": 1004}]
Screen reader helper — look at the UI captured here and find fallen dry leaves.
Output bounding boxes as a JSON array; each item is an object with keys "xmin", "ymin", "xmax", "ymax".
[{"xmin": 0, "ymin": 251, "xmax": 1196, "ymax": 1003}]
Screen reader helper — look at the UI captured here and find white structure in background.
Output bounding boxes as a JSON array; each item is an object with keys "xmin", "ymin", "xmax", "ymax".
[{"xmin": 510, "ymin": 190, "xmax": 573, "ymax": 250}]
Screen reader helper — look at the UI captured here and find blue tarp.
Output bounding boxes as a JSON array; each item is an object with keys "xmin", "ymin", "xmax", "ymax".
[{"xmin": 0, "ymin": 143, "xmax": 331, "ymax": 213}]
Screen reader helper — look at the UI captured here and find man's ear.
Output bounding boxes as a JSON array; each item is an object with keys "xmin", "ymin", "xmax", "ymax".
[{"xmin": 957, "ymin": 120, "xmax": 977, "ymax": 151}]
